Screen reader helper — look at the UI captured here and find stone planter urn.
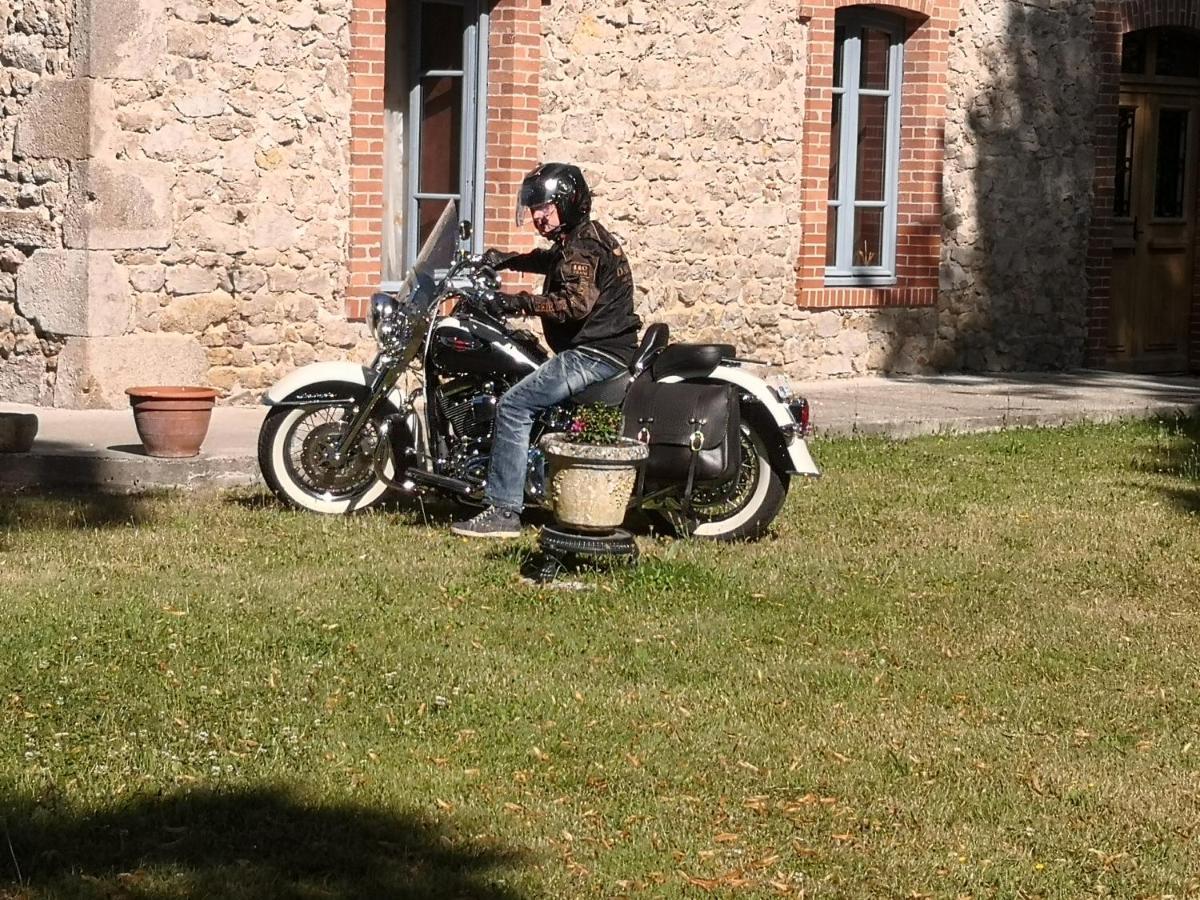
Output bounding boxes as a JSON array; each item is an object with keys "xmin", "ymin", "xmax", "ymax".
[
  {"xmin": 0, "ymin": 412, "xmax": 38, "ymax": 453},
  {"xmin": 126, "ymin": 386, "xmax": 218, "ymax": 458},
  {"xmin": 541, "ymin": 436, "xmax": 649, "ymax": 533}
]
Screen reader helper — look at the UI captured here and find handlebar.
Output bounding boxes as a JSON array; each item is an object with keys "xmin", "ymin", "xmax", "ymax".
[{"xmin": 434, "ymin": 256, "xmax": 501, "ymax": 318}]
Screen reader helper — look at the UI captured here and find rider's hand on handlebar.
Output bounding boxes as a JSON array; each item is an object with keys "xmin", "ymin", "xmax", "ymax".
[
  {"xmin": 483, "ymin": 291, "xmax": 527, "ymax": 317},
  {"xmin": 480, "ymin": 248, "xmax": 515, "ymax": 270}
]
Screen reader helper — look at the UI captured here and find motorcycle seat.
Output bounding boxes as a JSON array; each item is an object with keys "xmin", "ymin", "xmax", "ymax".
[
  {"xmin": 651, "ymin": 343, "xmax": 737, "ymax": 379},
  {"xmin": 629, "ymin": 322, "xmax": 670, "ymax": 375},
  {"xmin": 571, "ymin": 323, "xmax": 670, "ymax": 406},
  {"xmin": 573, "ymin": 370, "xmax": 632, "ymax": 406}
]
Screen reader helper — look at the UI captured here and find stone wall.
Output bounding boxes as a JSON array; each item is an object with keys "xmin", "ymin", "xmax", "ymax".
[
  {"xmin": 2, "ymin": 0, "xmax": 373, "ymax": 408},
  {"xmin": 121, "ymin": 0, "xmax": 372, "ymax": 404},
  {"xmin": 1, "ymin": 0, "xmax": 1108, "ymax": 407},
  {"xmin": 540, "ymin": 0, "xmax": 1100, "ymax": 377},
  {"xmin": 940, "ymin": 0, "xmax": 1096, "ymax": 371},
  {"xmin": 539, "ymin": 0, "xmax": 822, "ymax": 366},
  {"xmin": 0, "ymin": 0, "xmax": 72, "ymax": 404}
]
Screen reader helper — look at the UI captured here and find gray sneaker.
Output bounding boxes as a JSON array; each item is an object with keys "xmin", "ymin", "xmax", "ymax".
[{"xmin": 450, "ymin": 506, "xmax": 522, "ymax": 539}]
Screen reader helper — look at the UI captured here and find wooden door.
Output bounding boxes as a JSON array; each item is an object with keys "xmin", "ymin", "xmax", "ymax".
[{"xmin": 1108, "ymin": 30, "xmax": 1200, "ymax": 372}]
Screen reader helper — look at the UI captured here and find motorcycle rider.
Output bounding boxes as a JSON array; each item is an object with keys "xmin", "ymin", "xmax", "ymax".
[{"xmin": 451, "ymin": 162, "xmax": 641, "ymax": 538}]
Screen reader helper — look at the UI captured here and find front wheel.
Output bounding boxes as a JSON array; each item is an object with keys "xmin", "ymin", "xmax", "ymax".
[
  {"xmin": 654, "ymin": 418, "xmax": 788, "ymax": 542},
  {"xmin": 258, "ymin": 404, "xmax": 394, "ymax": 514}
]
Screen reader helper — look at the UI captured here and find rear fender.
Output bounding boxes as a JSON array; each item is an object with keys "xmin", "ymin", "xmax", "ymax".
[
  {"xmin": 661, "ymin": 365, "xmax": 821, "ymax": 477},
  {"xmin": 262, "ymin": 361, "xmax": 406, "ymax": 410}
]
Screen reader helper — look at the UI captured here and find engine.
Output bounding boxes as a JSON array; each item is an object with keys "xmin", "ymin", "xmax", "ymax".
[
  {"xmin": 434, "ymin": 374, "xmax": 554, "ymax": 500},
  {"xmin": 437, "ymin": 377, "xmax": 499, "ymax": 446}
]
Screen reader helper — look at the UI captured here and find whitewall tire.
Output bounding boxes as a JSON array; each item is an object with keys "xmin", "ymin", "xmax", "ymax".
[
  {"xmin": 258, "ymin": 404, "xmax": 394, "ymax": 514},
  {"xmin": 662, "ymin": 420, "xmax": 788, "ymax": 542}
]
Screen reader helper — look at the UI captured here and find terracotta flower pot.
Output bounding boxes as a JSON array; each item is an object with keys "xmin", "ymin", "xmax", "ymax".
[
  {"xmin": 126, "ymin": 386, "xmax": 218, "ymax": 458},
  {"xmin": 542, "ymin": 437, "xmax": 649, "ymax": 533}
]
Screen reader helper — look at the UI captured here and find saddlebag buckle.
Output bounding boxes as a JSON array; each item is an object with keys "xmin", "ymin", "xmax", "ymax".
[{"xmin": 636, "ymin": 416, "xmax": 654, "ymax": 445}]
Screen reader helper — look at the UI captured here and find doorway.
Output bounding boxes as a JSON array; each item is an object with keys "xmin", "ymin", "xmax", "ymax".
[{"xmin": 1107, "ymin": 27, "xmax": 1200, "ymax": 372}]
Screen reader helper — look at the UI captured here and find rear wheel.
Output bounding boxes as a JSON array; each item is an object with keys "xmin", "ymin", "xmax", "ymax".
[
  {"xmin": 654, "ymin": 418, "xmax": 788, "ymax": 541},
  {"xmin": 258, "ymin": 404, "xmax": 394, "ymax": 514}
]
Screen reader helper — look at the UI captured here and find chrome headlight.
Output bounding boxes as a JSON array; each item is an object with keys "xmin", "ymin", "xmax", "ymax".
[
  {"xmin": 369, "ymin": 292, "xmax": 396, "ymax": 342},
  {"xmin": 369, "ymin": 292, "xmax": 414, "ymax": 349}
]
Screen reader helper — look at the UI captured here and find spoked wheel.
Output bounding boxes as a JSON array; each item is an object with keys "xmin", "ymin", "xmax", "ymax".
[
  {"xmin": 258, "ymin": 404, "xmax": 395, "ymax": 514},
  {"xmin": 653, "ymin": 419, "xmax": 788, "ymax": 542}
]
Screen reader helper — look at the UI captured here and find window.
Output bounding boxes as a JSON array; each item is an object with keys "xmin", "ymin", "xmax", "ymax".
[
  {"xmin": 384, "ymin": 0, "xmax": 489, "ymax": 283},
  {"xmin": 1114, "ymin": 106, "xmax": 1135, "ymax": 217},
  {"xmin": 1153, "ymin": 108, "xmax": 1189, "ymax": 219},
  {"xmin": 1121, "ymin": 27, "xmax": 1200, "ymax": 81},
  {"xmin": 825, "ymin": 10, "xmax": 904, "ymax": 286}
]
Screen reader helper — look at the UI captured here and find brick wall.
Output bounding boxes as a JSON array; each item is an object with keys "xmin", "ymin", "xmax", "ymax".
[
  {"xmin": 483, "ymin": 0, "xmax": 542, "ymax": 257},
  {"xmin": 347, "ymin": 0, "xmax": 387, "ymax": 321},
  {"xmin": 796, "ymin": 0, "xmax": 956, "ymax": 310},
  {"xmin": 1085, "ymin": 1, "xmax": 1122, "ymax": 365}
]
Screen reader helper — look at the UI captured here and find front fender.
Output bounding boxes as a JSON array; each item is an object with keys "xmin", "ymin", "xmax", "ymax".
[
  {"xmin": 262, "ymin": 361, "xmax": 406, "ymax": 410},
  {"xmin": 661, "ymin": 365, "xmax": 820, "ymax": 477}
]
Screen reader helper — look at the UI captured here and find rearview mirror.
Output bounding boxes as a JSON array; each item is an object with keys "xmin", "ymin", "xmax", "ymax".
[{"xmin": 458, "ymin": 221, "xmax": 472, "ymax": 242}]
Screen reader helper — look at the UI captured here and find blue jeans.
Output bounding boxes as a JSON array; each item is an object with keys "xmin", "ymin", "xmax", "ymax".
[{"xmin": 485, "ymin": 349, "xmax": 623, "ymax": 512}]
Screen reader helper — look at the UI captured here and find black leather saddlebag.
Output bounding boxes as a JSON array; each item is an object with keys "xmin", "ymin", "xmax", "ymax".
[{"xmin": 621, "ymin": 378, "xmax": 741, "ymax": 482}]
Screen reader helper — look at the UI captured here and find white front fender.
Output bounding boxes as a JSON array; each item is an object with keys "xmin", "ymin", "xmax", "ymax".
[
  {"xmin": 262, "ymin": 361, "xmax": 406, "ymax": 409},
  {"xmin": 660, "ymin": 365, "xmax": 821, "ymax": 477}
]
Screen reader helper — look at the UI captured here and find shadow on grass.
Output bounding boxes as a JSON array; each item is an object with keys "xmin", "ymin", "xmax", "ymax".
[
  {"xmin": 222, "ymin": 490, "xmax": 467, "ymax": 527},
  {"xmin": 220, "ymin": 489, "xmax": 279, "ymax": 512},
  {"xmin": 0, "ymin": 491, "xmax": 160, "ymax": 535},
  {"xmin": 0, "ymin": 785, "xmax": 528, "ymax": 899},
  {"xmin": 223, "ymin": 489, "xmax": 669, "ymax": 542},
  {"xmin": 1134, "ymin": 415, "xmax": 1200, "ymax": 515}
]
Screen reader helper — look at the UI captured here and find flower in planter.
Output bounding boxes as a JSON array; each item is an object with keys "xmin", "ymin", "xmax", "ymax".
[{"xmin": 564, "ymin": 403, "xmax": 623, "ymax": 445}]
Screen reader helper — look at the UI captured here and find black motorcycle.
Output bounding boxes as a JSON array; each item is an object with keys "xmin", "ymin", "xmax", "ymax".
[{"xmin": 258, "ymin": 204, "xmax": 819, "ymax": 540}]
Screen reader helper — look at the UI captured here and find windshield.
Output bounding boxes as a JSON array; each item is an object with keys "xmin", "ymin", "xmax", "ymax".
[{"xmin": 396, "ymin": 201, "xmax": 459, "ymax": 307}]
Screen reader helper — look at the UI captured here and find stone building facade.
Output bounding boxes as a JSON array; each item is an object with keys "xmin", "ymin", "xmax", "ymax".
[{"xmin": 2, "ymin": 0, "xmax": 1199, "ymax": 407}]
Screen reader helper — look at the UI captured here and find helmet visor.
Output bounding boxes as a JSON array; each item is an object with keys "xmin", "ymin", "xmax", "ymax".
[{"xmin": 514, "ymin": 176, "xmax": 560, "ymax": 226}]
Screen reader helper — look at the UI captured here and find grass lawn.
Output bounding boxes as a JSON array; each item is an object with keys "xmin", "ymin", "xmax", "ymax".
[{"xmin": 2, "ymin": 417, "xmax": 1200, "ymax": 898}]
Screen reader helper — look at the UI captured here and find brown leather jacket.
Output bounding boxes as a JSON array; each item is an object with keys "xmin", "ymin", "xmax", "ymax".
[{"xmin": 495, "ymin": 220, "xmax": 642, "ymax": 366}]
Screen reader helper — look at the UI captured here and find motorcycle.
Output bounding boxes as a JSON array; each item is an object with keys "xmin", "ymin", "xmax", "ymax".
[{"xmin": 257, "ymin": 203, "xmax": 820, "ymax": 540}]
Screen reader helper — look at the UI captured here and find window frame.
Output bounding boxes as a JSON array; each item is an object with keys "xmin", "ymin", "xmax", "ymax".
[
  {"xmin": 825, "ymin": 8, "xmax": 906, "ymax": 287},
  {"xmin": 386, "ymin": 0, "xmax": 488, "ymax": 282}
]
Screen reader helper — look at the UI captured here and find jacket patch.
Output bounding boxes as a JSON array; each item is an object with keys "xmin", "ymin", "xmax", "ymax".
[{"xmin": 569, "ymin": 262, "xmax": 593, "ymax": 276}]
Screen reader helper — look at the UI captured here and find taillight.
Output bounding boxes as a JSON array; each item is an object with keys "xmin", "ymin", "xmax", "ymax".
[{"xmin": 787, "ymin": 398, "xmax": 811, "ymax": 436}]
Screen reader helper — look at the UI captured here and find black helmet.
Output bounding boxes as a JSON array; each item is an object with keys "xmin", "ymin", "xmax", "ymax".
[{"xmin": 515, "ymin": 162, "xmax": 591, "ymax": 236}]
